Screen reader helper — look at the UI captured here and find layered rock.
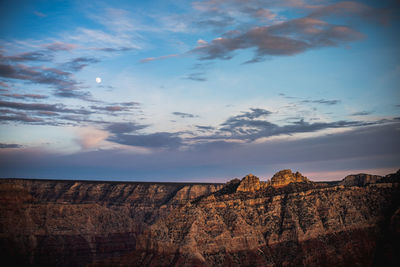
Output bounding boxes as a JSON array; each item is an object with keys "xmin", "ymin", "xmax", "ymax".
[
  {"xmin": 269, "ymin": 169, "xmax": 310, "ymax": 187},
  {"xmin": 236, "ymin": 174, "xmax": 261, "ymax": 192},
  {"xmin": 340, "ymin": 173, "xmax": 382, "ymax": 186},
  {"xmin": 0, "ymin": 169, "xmax": 399, "ymax": 267}
]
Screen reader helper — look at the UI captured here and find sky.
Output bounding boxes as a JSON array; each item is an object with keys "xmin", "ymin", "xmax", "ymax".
[{"xmin": 0, "ymin": 0, "xmax": 399, "ymax": 182}]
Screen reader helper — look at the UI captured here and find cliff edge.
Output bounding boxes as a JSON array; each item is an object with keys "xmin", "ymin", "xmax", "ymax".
[{"xmin": 0, "ymin": 169, "xmax": 399, "ymax": 267}]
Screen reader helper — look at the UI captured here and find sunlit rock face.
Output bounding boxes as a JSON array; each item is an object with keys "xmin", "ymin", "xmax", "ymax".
[
  {"xmin": 0, "ymin": 169, "xmax": 399, "ymax": 267},
  {"xmin": 269, "ymin": 169, "xmax": 310, "ymax": 187},
  {"xmin": 236, "ymin": 174, "xmax": 261, "ymax": 192}
]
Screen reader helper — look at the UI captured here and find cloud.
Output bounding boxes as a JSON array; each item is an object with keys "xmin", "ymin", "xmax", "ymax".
[
  {"xmin": 119, "ymin": 101, "xmax": 140, "ymax": 107},
  {"xmin": 76, "ymin": 127, "xmax": 109, "ymax": 150},
  {"xmin": 33, "ymin": 11, "xmax": 47, "ymax": 17},
  {"xmin": 105, "ymin": 122, "xmax": 182, "ymax": 149},
  {"xmin": 98, "ymin": 47, "xmax": 136, "ymax": 52},
  {"xmin": 186, "ymin": 0, "xmax": 388, "ymax": 63},
  {"xmin": 172, "ymin": 112, "xmax": 198, "ymax": 118},
  {"xmin": 0, "ymin": 43, "xmax": 100, "ymax": 100},
  {"xmin": 53, "ymin": 90, "xmax": 92, "ymax": 100},
  {"xmin": 194, "ymin": 107, "xmax": 384, "ymax": 142},
  {"xmin": 0, "ymin": 81, "xmax": 10, "ymax": 88},
  {"xmin": 90, "ymin": 102, "xmax": 140, "ymax": 114},
  {"xmin": 191, "ymin": 0, "xmax": 283, "ymax": 30},
  {"xmin": 57, "ymin": 115, "xmax": 106, "ymax": 125},
  {"xmin": 0, "ymin": 143, "xmax": 23, "ymax": 149},
  {"xmin": 193, "ymin": 17, "xmax": 364, "ymax": 62},
  {"xmin": 106, "ymin": 122, "xmax": 148, "ymax": 134},
  {"xmin": 0, "ymin": 51, "xmax": 53, "ymax": 62},
  {"xmin": 196, "ymin": 125, "xmax": 215, "ymax": 132},
  {"xmin": 1, "ymin": 93, "xmax": 48, "ymax": 100},
  {"xmin": 0, "ymin": 61, "xmax": 86, "ymax": 99},
  {"xmin": 0, "ymin": 109, "xmax": 44, "ymax": 122},
  {"xmin": 45, "ymin": 42, "xmax": 77, "ymax": 51},
  {"xmin": 63, "ymin": 57, "xmax": 100, "ymax": 71},
  {"xmin": 91, "ymin": 105, "xmax": 130, "ymax": 112},
  {"xmin": 308, "ymin": 1, "xmax": 389, "ymax": 24},
  {"xmin": 36, "ymin": 111, "xmax": 59, "ymax": 116},
  {"xmin": 234, "ymin": 108, "xmax": 272, "ymax": 120},
  {"xmin": 184, "ymin": 72, "xmax": 207, "ymax": 81},
  {"xmin": 1, "ymin": 122, "xmax": 398, "ymax": 181},
  {"xmin": 195, "ymin": 15, "xmax": 235, "ymax": 31},
  {"xmin": 351, "ymin": 111, "xmax": 372, "ymax": 116},
  {"xmin": 300, "ymin": 99, "xmax": 341, "ymax": 105},
  {"xmin": 0, "ymin": 100, "xmax": 92, "ymax": 115},
  {"xmin": 69, "ymin": 27, "xmax": 142, "ymax": 51},
  {"xmin": 108, "ymin": 132, "xmax": 182, "ymax": 149},
  {"xmin": 140, "ymin": 54, "xmax": 179, "ymax": 63}
]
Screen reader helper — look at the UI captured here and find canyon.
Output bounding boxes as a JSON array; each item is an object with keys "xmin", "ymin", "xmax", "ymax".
[{"xmin": 0, "ymin": 169, "xmax": 399, "ymax": 266}]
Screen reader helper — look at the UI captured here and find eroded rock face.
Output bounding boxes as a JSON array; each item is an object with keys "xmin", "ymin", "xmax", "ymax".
[
  {"xmin": 236, "ymin": 174, "xmax": 261, "ymax": 192},
  {"xmin": 0, "ymin": 169, "xmax": 399, "ymax": 267},
  {"xmin": 269, "ymin": 169, "xmax": 310, "ymax": 187},
  {"xmin": 340, "ymin": 173, "xmax": 382, "ymax": 186}
]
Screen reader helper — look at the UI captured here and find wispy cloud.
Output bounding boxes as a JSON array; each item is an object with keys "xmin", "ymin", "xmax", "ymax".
[
  {"xmin": 172, "ymin": 111, "xmax": 198, "ymax": 118},
  {"xmin": 62, "ymin": 57, "xmax": 100, "ymax": 71},
  {"xmin": 196, "ymin": 125, "xmax": 215, "ymax": 132},
  {"xmin": 1, "ymin": 123, "xmax": 398, "ymax": 181},
  {"xmin": 140, "ymin": 54, "xmax": 179, "ymax": 63},
  {"xmin": 105, "ymin": 121, "xmax": 182, "ymax": 149},
  {"xmin": 0, "ymin": 100, "xmax": 92, "ymax": 114},
  {"xmin": 183, "ymin": 1, "xmax": 387, "ymax": 63},
  {"xmin": 351, "ymin": 111, "xmax": 372, "ymax": 116},
  {"xmin": 108, "ymin": 132, "xmax": 182, "ymax": 149},
  {"xmin": 44, "ymin": 42, "xmax": 77, "ymax": 51},
  {"xmin": 191, "ymin": 107, "xmax": 386, "ymax": 143},
  {"xmin": 184, "ymin": 72, "xmax": 207, "ymax": 81},
  {"xmin": 193, "ymin": 17, "xmax": 364, "ymax": 62},
  {"xmin": 33, "ymin": 11, "xmax": 47, "ymax": 18},
  {"xmin": 106, "ymin": 122, "xmax": 148, "ymax": 135},
  {"xmin": 0, "ymin": 51, "xmax": 96, "ymax": 100},
  {"xmin": 0, "ymin": 143, "xmax": 23, "ymax": 149},
  {"xmin": 0, "ymin": 109, "xmax": 44, "ymax": 123},
  {"xmin": 300, "ymin": 99, "xmax": 341, "ymax": 105},
  {"xmin": 0, "ymin": 93, "xmax": 48, "ymax": 100},
  {"xmin": 0, "ymin": 51, "xmax": 53, "ymax": 62},
  {"xmin": 98, "ymin": 47, "xmax": 136, "ymax": 52}
]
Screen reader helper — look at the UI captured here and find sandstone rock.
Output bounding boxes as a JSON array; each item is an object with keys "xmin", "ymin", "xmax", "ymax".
[
  {"xmin": 0, "ymin": 169, "xmax": 399, "ymax": 267},
  {"xmin": 236, "ymin": 174, "xmax": 261, "ymax": 192},
  {"xmin": 269, "ymin": 169, "xmax": 310, "ymax": 187},
  {"xmin": 340, "ymin": 173, "xmax": 382, "ymax": 186}
]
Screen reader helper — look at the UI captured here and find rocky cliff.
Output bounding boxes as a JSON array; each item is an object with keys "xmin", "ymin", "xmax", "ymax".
[
  {"xmin": 268, "ymin": 169, "xmax": 310, "ymax": 187},
  {"xmin": 0, "ymin": 169, "xmax": 399, "ymax": 267}
]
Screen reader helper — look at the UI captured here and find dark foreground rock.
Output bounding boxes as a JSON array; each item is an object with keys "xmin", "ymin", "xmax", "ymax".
[{"xmin": 0, "ymin": 169, "xmax": 399, "ymax": 266}]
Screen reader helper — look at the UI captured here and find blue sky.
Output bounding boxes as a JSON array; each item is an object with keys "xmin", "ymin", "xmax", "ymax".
[{"xmin": 0, "ymin": 0, "xmax": 399, "ymax": 182}]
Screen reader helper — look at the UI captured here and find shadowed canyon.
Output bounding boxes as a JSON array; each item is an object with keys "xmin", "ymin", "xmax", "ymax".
[{"xmin": 1, "ymin": 169, "xmax": 399, "ymax": 266}]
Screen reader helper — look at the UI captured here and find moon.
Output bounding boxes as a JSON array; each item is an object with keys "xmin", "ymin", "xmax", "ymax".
[{"xmin": 95, "ymin": 77, "xmax": 102, "ymax": 84}]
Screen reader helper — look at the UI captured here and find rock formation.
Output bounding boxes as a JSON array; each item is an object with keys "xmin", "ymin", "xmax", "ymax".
[
  {"xmin": 0, "ymin": 169, "xmax": 399, "ymax": 266},
  {"xmin": 236, "ymin": 174, "xmax": 261, "ymax": 192},
  {"xmin": 340, "ymin": 173, "xmax": 382, "ymax": 186},
  {"xmin": 269, "ymin": 169, "xmax": 310, "ymax": 187}
]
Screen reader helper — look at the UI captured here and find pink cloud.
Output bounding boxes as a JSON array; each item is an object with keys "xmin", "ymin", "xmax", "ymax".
[
  {"xmin": 76, "ymin": 127, "xmax": 109, "ymax": 150},
  {"xmin": 140, "ymin": 54, "xmax": 179, "ymax": 63}
]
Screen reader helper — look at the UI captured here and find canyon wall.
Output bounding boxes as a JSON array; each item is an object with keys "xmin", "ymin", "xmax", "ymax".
[{"xmin": 0, "ymin": 169, "xmax": 399, "ymax": 266}]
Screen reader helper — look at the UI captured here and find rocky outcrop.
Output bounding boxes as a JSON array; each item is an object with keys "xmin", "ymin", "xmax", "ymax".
[
  {"xmin": 236, "ymin": 174, "xmax": 261, "ymax": 192},
  {"xmin": 269, "ymin": 169, "xmax": 310, "ymax": 187},
  {"xmin": 340, "ymin": 173, "xmax": 382, "ymax": 186},
  {"xmin": 0, "ymin": 169, "xmax": 399, "ymax": 267}
]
